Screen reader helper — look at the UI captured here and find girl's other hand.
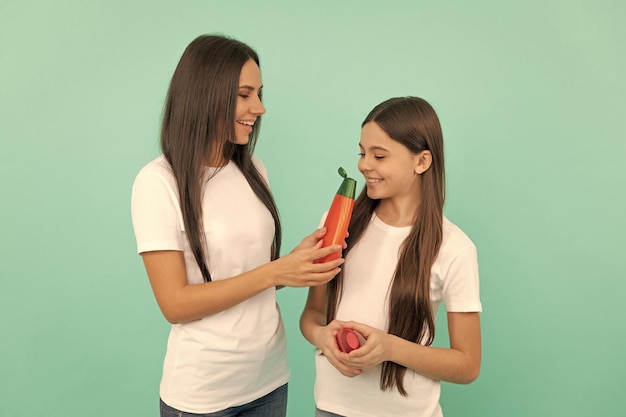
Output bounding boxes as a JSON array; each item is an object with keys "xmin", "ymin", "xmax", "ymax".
[
  {"xmin": 315, "ymin": 320, "xmax": 362, "ymax": 377},
  {"xmin": 337, "ymin": 322, "xmax": 393, "ymax": 370}
]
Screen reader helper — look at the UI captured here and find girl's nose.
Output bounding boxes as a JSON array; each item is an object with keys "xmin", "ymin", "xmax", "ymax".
[{"xmin": 358, "ymin": 157, "xmax": 369, "ymax": 173}]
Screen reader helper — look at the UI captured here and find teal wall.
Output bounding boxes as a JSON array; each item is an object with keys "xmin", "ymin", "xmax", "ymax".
[{"xmin": 2, "ymin": 1, "xmax": 625, "ymax": 415}]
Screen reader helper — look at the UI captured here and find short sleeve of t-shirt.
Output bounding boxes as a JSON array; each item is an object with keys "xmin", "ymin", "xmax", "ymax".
[
  {"xmin": 441, "ymin": 243, "xmax": 482, "ymax": 312},
  {"xmin": 131, "ymin": 168, "xmax": 185, "ymax": 254}
]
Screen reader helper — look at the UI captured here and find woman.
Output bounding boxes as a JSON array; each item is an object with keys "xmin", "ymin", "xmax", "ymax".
[{"xmin": 131, "ymin": 34, "xmax": 343, "ymax": 416}]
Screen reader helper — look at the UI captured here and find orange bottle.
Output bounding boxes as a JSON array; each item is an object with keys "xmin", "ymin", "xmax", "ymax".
[{"xmin": 317, "ymin": 167, "xmax": 356, "ymax": 263}]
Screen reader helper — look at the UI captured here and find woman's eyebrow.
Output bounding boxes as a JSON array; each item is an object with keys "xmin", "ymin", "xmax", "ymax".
[{"xmin": 238, "ymin": 85, "xmax": 263, "ymax": 91}]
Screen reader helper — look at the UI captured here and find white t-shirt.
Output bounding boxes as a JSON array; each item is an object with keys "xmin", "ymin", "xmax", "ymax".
[
  {"xmin": 131, "ymin": 155, "xmax": 289, "ymax": 413},
  {"xmin": 315, "ymin": 213, "xmax": 482, "ymax": 417}
]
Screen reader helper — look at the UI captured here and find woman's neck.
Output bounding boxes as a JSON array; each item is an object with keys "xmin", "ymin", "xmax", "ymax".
[{"xmin": 204, "ymin": 153, "xmax": 229, "ymax": 167}]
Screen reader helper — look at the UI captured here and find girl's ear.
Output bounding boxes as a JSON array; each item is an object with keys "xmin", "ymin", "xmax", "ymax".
[{"xmin": 415, "ymin": 150, "xmax": 432, "ymax": 174}]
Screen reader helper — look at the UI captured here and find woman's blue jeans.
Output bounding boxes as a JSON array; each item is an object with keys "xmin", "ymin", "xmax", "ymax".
[
  {"xmin": 315, "ymin": 408, "xmax": 344, "ymax": 417},
  {"xmin": 160, "ymin": 384, "xmax": 287, "ymax": 417}
]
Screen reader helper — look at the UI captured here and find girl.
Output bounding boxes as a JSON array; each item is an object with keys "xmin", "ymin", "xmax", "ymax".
[
  {"xmin": 300, "ymin": 97, "xmax": 482, "ymax": 417},
  {"xmin": 131, "ymin": 35, "xmax": 344, "ymax": 417}
]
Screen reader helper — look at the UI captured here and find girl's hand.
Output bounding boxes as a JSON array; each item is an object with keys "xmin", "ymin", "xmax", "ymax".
[
  {"xmin": 337, "ymin": 322, "xmax": 394, "ymax": 370},
  {"xmin": 315, "ymin": 320, "xmax": 362, "ymax": 377},
  {"xmin": 272, "ymin": 239, "xmax": 344, "ymax": 288}
]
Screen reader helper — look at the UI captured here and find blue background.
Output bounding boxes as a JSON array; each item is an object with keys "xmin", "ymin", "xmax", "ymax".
[{"xmin": 1, "ymin": 1, "xmax": 625, "ymax": 415}]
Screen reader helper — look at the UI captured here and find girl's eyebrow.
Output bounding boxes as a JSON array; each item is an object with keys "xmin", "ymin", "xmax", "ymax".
[{"xmin": 359, "ymin": 143, "xmax": 389, "ymax": 152}]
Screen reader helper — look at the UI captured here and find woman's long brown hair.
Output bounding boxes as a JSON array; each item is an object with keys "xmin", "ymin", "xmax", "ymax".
[
  {"xmin": 326, "ymin": 97, "xmax": 445, "ymax": 395},
  {"xmin": 160, "ymin": 35, "xmax": 281, "ymax": 282}
]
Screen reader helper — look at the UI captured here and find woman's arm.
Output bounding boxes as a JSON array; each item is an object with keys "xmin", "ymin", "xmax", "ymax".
[
  {"xmin": 143, "ymin": 232, "xmax": 344, "ymax": 324},
  {"xmin": 342, "ymin": 312, "xmax": 481, "ymax": 384}
]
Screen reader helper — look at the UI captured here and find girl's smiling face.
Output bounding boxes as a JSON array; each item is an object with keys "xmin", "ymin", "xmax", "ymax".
[{"xmin": 358, "ymin": 121, "xmax": 424, "ymax": 203}]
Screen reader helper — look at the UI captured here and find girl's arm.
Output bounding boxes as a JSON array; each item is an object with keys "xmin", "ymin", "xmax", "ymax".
[
  {"xmin": 342, "ymin": 312, "xmax": 481, "ymax": 384},
  {"xmin": 300, "ymin": 285, "xmax": 361, "ymax": 377},
  {"xmin": 143, "ymin": 229, "xmax": 344, "ymax": 324},
  {"xmin": 299, "ymin": 284, "xmax": 328, "ymax": 348}
]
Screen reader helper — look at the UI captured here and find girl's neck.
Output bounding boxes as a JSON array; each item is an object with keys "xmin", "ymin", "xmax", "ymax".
[{"xmin": 375, "ymin": 197, "xmax": 420, "ymax": 227}]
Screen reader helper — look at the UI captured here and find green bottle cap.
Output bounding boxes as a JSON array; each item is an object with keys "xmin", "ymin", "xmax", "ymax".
[{"xmin": 336, "ymin": 167, "xmax": 356, "ymax": 198}]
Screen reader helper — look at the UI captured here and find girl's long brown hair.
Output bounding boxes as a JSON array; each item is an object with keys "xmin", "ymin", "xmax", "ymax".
[
  {"xmin": 326, "ymin": 97, "xmax": 445, "ymax": 396},
  {"xmin": 161, "ymin": 35, "xmax": 281, "ymax": 282}
]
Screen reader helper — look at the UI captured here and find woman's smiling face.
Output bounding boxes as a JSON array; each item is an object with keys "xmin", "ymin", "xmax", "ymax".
[{"xmin": 234, "ymin": 58, "xmax": 265, "ymax": 145}]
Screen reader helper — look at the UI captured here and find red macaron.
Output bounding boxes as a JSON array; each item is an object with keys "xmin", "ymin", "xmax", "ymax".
[{"xmin": 336, "ymin": 328, "xmax": 366, "ymax": 353}]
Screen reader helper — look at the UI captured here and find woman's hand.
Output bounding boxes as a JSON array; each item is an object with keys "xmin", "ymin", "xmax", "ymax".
[
  {"xmin": 271, "ymin": 238, "xmax": 344, "ymax": 288},
  {"xmin": 291, "ymin": 227, "xmax": 327, "ymax": 252},
  {"xmin": 292, "ymin": 227, "xmax": 348, "ymax": 252},
  {"xmin": 315, "ymin": 320, "xmax": 362, "ymax": 377}
]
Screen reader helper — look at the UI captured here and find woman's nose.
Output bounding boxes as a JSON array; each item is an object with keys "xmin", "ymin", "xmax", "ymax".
[{"xmin": 251, "ymin": 97, "xmax": 266, "ymax": 115}]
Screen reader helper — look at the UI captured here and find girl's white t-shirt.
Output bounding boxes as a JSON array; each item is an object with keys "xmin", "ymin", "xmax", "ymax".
[
  {"xmin": 131, "ymin": 155, "xmax": 289, "ymax": 413},
  {"xmin": 315, "ymin": 214, "xmax": 482, "ymax": 417}
]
